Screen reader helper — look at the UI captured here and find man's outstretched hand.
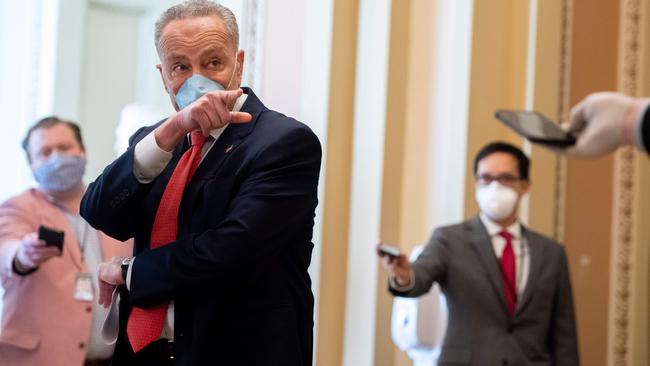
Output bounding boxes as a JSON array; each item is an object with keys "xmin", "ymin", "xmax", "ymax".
[{"xmin": 97, "ymin": 256, "xmax": 126, "ymax": 308}]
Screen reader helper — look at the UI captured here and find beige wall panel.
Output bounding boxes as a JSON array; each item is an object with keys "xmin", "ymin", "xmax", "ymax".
[
  {"xmin": 394, "ymin": 1, "xmax": 438, "ymax": 365},
  {"xmin": 375, "ymin": 0, "xmax": 411, "ymax": 364},
  {"xmin": 315, "ymin": 0, "xmax": 359, "ymax": 364},
  {"xmin": 464, "ymin": 0, "xmax": 529, "ymax": 219},
  {"xmin": 528, "ymin": 0, "xmax": 563, "ymax": 237},
  {"xmin": 564, "ymin": 0, "xmax": 619, "ymax": 364}
]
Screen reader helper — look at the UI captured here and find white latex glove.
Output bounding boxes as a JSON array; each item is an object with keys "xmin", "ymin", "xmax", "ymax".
[
  {"xmin": 14, "ymin": 232, "xmax": 61, "ymax": 271},
  {"xmin": 563, "ymin": 92, "xmax": 642, "ymax": 157}
]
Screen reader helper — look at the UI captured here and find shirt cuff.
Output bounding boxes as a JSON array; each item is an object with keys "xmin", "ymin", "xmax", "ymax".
[
  {"xmin": 133, "ymin": 130, "xmax": 174, "ymax": 183},
  {"xmin": 0, "ymin": 240, "xmax": 22, "ymax": 279},
  {"xmin": 389, "ymin": 269, "xmax": 415, "ymax": 292},
  {"xmin": 633, "ymin": 99, "xmax": 650, "ymax": 152},
  {"xmin": 126, "ymin": 257, "xmax": 135, "ymax": 291}
]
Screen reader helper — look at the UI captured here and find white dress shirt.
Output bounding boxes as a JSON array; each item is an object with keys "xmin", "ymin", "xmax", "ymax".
[
  {"xmin": 478, "ymin": 214, "xmax": 530, "ymax": 297},
  {"xmin": 127, "ymin": 93, "xmax": 248, "ymax": 340}
]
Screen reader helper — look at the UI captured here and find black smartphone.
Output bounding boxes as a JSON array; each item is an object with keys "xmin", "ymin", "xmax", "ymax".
[
  {"xmin": 494, "ymin": 109, "xmax": 576, "ymax": 147},
  {"xmin": 377, "ymin": 243, "xmax": 401, "ymax": 259},
  {"xmin": 38, "ymin": 225, "xmax": 64, "ymax": 252}
]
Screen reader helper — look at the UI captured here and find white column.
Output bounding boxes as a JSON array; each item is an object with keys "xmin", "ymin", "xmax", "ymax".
[
  {"xmin": 299, "ymin": 0, "xmax": 334, "ymax": 361},
  {"xmin": 342, "ymin": 0, "xmax": 391, "ymax": 365},
  {"xmin": 52, "ymin": 0, "xmax": 86, "ymax": 120},
  {"xmin": 519, "ymin": 0, "xmax": 539, "ymax": 225},
  {"xmin": 0, "ymin": 0, "xmax": 61, "ymax": 201},
  {"xmin": 428, "ymin": 0, "xmax": 474, "ymax": 229}
]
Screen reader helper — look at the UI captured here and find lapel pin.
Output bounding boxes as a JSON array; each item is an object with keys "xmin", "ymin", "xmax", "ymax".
[{"xmin": 225, "ymin": 144, "xmax": 234, "ymax": 153}]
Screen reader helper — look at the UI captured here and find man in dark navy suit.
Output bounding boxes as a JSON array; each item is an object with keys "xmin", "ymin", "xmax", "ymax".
[{"xmin": 81, "ymin": 1, "xmax": 321, "ymax": 365}]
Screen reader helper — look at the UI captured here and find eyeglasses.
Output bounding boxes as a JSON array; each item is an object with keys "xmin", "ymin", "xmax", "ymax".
[{"xmin": 476, "ymin": 173, "xmax": 521, "ymax": 186}]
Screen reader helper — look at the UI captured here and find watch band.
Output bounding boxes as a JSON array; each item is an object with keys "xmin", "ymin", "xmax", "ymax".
[{"xmin": 121, "ymin": 257, "xmax": 132, "ymax": 283}]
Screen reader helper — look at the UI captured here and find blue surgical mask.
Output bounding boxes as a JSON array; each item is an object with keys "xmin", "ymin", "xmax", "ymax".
[
  {"xmin": 33, "ymin": 154, "xmax": 86, "ymax": 192},
  {"xmin": 175, "ymin": 74, "xmax": 223, "ymax": 110},
  {"xmin": 174, "ymin": 63, "xmax": 238, "ymax": 110}
]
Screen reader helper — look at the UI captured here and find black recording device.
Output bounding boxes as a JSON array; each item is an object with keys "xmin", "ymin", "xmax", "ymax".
[
  {"xmin": 495, "ymin": 109, "xmax": 576, "ymax": 147},
  {"xmin": 38, "ymin": 225, "xmax": 64, "ymax": 252},
  {"xmin": 377, "ymin": 243, "xmax": 401, "ymax": 259}
]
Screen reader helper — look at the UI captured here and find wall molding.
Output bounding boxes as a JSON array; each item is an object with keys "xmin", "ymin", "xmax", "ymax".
[
  {"xmin": 609, "ymin": 0, "xmax": 642, "ymax": 364},
  {"xmin": 554, "ymin": 0, "xmax": 573, "ymax": 243}
]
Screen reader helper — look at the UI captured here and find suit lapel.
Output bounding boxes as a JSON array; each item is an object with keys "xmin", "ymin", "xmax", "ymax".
[
  {"xmin": 182, "ymin": 88, "xmax": 263, "ymax": 202},
  {"xmin": 514, "ymin": 227, "xmax": 544, "ymax": 315},
  {"xmin": 466, "ymin": 217, "xmax": 509, "ymax": 313}
]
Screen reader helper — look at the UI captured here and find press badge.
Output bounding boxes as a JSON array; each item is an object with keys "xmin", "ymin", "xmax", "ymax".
[{"xmin": 74, "ymin": 272, "xmax": 94, "ymax": 302}]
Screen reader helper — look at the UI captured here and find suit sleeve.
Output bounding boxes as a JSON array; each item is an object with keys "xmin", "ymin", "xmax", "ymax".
[
  {"xmin": 549, "ymin": 247, "xmax": 580, "ymax": 366},
  {"xmin": 80, "ymin": 126, "xmax": 158, "ymax": 241},
  {"xmin": 127, "ymin": 125, "xmax": 322, "ymax": 306},
  {"xmin": 640, "ymin": 104, "xmax": 650, "ymax": 153},
  {"xmin": 389, "ymin": 228, "xmax": 449, "ymax": 298}
]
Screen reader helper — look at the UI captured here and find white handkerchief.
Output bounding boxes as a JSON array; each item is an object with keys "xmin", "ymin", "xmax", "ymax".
[{"xmin": 101, "ymin": 288, "xmax": 121, "ymax": 345}]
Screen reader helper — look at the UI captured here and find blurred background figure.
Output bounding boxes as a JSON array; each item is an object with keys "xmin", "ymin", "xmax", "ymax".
[
  {"xmin": 0, "ymin": 117, "xmax": 131, "ymax": 366},
  {"xmin": 379, "ymin": 142, "xmax": 579, "ymax": 365}
]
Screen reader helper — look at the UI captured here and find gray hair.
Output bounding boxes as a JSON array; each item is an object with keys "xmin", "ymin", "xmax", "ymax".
[{"xmin": 155, "ymin": 0, "xmax": 239, "ymax": 52}]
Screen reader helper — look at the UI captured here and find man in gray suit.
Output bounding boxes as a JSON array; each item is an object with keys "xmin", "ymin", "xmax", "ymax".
[{"xmin": 380, "ymin": 142, "xmax": 579, "ymax": 366}]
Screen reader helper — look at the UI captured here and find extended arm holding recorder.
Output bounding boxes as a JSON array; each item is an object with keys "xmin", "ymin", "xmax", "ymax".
[
  {"xmin": 498, "ymin": 92, "xmax": 650, "ymax": 157},
  {"xmin": 562, "ymin": 92, "xmax": 650, "ymax": 156},
  {"xmin": 377, "ymin": 243, "xmax": 412, "ymax": 287}
]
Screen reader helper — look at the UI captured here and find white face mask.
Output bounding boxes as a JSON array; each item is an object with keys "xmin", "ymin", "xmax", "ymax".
[{"xmin": 475, "ymin": 181, "xmax": 519, "ymax": 221}]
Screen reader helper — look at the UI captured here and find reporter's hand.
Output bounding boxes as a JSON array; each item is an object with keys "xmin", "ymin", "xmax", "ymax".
[
  {"xmin": 97, "ymin": 256, "xmax": 125, "ymax": 308},
  {"xmin": 563, "ymin": 92, "xmax": 644, "ymax": 157},
  {"xmin": 376, "ymin": 244, "xmax": 411, "ymax": 286},
  {"xmin": 14, "ymin": 232, "xmax": 61, "ymax": 271},
  {"xmin": 155, "ymin": 88, "xmax": 253, "ymax": 151}
]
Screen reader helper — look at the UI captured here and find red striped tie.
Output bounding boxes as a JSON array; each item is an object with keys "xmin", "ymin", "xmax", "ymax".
[
  {"xmin": 499, "ymin": 230, "xmax": 517, "ymax": 316},
  {"xmin": 127, "ymin": 131, "xmax": 207, "ymax": 353}
]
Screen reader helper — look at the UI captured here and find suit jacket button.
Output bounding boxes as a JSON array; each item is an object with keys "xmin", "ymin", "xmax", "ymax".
[
  {"xmin": 507, "ymin": 324, "xmax": 514, "ymax": 333},
  {"xmin": 502, "ymin": 359, "xmax": 509, "ymax": 366},
  {"xmin": 79, "ymin": 342, "xmax": 85, "ymax": 349}
]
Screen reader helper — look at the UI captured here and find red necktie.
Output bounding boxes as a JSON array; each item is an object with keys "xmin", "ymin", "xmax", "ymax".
[
  {"xmin": 499, "ymin": 230, "xmax": 517, "ymax": 316},
  {"xmin": 127, "ymin": 131, "xmax": 207, "ymax": 353}
]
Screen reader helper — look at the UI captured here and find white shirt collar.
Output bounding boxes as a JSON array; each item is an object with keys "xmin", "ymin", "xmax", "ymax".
[{"xmin": 479, "ymin": 213, "xmax": 522, "ymax": 239}]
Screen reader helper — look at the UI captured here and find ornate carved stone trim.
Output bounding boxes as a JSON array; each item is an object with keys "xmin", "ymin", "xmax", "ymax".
[
  {"xmin": 554, "ymin": 0, "xmax": 573, "ymax": 243},
  {"xmin": 242, "ymin": 0, "xmax": 265, "ymax": 90},
  {"xmin": 609, "ymin": 0, "xmax": 642, "ymax": 365}
]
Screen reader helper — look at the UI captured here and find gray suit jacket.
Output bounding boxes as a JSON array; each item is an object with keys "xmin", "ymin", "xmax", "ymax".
[{"xmin": 391, "ymin": 217, "xmax": 579, "ymax": 366}]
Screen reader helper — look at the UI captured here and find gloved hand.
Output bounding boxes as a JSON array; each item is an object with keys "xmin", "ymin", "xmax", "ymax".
[{"xmin": 563, "ymin": 92, "xmax": 645, "ymax": 157}]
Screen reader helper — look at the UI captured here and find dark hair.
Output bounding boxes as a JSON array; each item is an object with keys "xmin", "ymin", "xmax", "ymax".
[
  {"xmin": 22, "ymin": 116, "xmax": 85, "ymax": 162},
  {"xmin": 473, "ymin": 141, "xmax": 530, "ymax": 180}
]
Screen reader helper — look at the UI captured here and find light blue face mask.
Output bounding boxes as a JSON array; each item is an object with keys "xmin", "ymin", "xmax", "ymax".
[
  {"xmin": 32, "ymin": 154, "xmax": 86, "ymax": 192},
  {"xmin": 174, "ymin": 60, "xmax": 238, "ymax": 110},
  {"xmin": 174, "ymin": 74, "xmax": 223, "ymax": 110}
]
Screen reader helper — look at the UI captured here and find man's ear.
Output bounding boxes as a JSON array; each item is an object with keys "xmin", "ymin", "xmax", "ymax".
[
  {"xmin": 236, "ymin": 49, "xmax": 245, "ymax": 80},
  {"xmin": 519, "ymin": 180, "xmax": 531, "ymax": 196}
]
